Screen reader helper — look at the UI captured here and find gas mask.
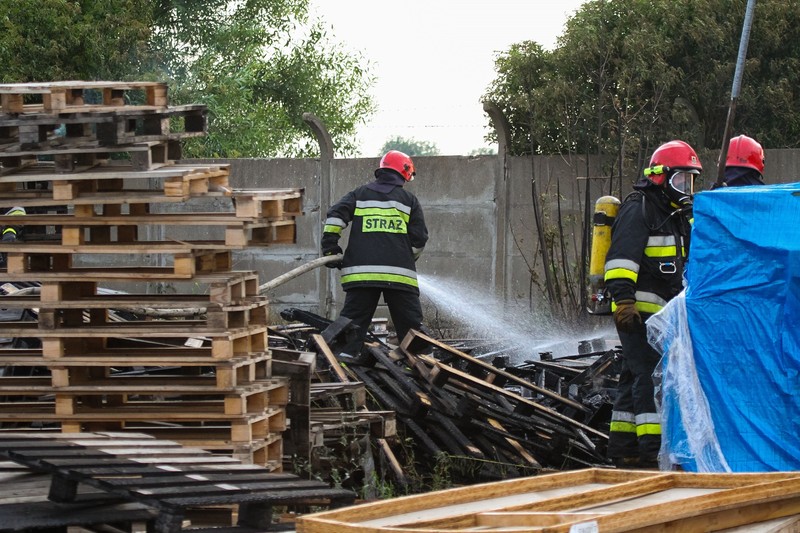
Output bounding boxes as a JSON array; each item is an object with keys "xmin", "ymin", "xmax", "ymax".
[{"xmin": 664, "ymin": 169, "xmax": 698, "ymax": 208}]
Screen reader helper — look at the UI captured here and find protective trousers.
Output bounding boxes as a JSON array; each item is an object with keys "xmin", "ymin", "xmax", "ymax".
[
  {"xmin": 607, "ymin": 316, "xmax": 662, "ymax": 464},
  {"xmin": 339, "ymin": 287, "xmax": 423, "ymax": 355}
]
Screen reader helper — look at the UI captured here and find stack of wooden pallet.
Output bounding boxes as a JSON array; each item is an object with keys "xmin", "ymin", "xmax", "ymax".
[{"xmin": 0, "ymin": 81, "xmax": 304, "ymax": 471}]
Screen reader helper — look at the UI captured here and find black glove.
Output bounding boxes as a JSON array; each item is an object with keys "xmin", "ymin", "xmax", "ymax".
[
  {"xmin": 613, "ymin": 299, "xmax": 642, "ymax": 333},
  {"xmin": 323, "ymin": 245, "xmax": 343, "ymax": 269}
]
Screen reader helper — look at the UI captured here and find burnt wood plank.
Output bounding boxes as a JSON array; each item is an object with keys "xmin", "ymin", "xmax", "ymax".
[
  {"xmin": 0, "ymin": 432, "xmax": 356, "ymax": 533},
  {"xmin": 0, "ymin": 499, "xmax": 156, "ymax": 531},
  {"xmin": 402, "ymin": 329, "xmax": 589, "ymax": 412}
]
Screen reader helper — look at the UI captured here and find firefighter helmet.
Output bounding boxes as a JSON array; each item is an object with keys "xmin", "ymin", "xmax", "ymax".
[
  {"xmin": 644, "ymin": 140, "xmax": 701, "ymax": 207},
  {"xmin": 379, "ymin": 150, "xmax": 416, "ymax": 181},
  {"xmin": 644, "ymin": 140, "xmax": 702, "ymax": 186},
  {"xmin": 726, "ymin": 135, "xmax": 764, "ymax": 174}
]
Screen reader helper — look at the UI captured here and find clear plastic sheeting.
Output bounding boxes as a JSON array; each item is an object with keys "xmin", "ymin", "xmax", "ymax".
[
  {"xmin": 648, "ymin": 291, "xmax": 730, "ymax": 473},
  {"xmin": 651, "ymin": 184, "xmax": 800, "ymax": 472}
]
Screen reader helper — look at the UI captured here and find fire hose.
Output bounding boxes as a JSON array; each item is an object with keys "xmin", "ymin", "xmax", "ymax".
[{"xmin": 258, "ymin": 254, "xmax": 343, "ymax": 294}]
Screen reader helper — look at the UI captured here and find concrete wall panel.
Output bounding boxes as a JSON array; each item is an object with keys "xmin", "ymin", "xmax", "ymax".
[{"xmin": 139, "ymin": 148, "xmax": 798, "ymax": 327}]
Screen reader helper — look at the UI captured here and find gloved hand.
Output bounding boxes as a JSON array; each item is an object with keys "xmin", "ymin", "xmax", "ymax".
[
  {"xmin": 613, "ymin": 299, "xmax": 642, "ymax": 333},
  {"xmin": 323, "ymin": 245, "xmax": 343, "ymax": 269}
]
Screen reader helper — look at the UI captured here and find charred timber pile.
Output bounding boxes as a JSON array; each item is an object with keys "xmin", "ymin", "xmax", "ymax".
[{"xmin": 271, "ymin": 310, "xmax": 620, "ymax": 488}]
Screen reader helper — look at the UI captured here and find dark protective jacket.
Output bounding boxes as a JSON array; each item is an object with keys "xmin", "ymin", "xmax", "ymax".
[
  {"xmin": 1, "ymin": 206, "xmax": 25, "ymax": 242},
  {"xmin": 711, "ymin": 166, "xmax": 765, "ymax": 189},
  {"xmin": 604, "ymin": 186, "xmax": 692, "ymax": 315},
  {"xmin": 321, "ymin": 169, "xmax": 428, "ymax": 294}
]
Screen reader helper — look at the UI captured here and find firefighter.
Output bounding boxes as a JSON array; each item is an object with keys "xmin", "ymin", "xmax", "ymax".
[
  {"xmin": 711, "ymin": 134, "xmax": 765, "ymax": 189},
  {"xmin": 0, "ymin": 206, "xmax": 25, "ymax": 270},
  {"xmin": 604, "ymin": 140, "xmax": 700, "ymax": 468},
  {"xmin": 321, "ymin": 150, "xmax": 429, "ymax": 356},
  {"xmin": 1, "ymin": 206, "xmax": 26, "ymax": 242}
]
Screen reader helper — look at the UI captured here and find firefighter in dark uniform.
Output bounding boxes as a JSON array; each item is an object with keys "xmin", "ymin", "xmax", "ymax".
[
  {"xmin": 0, "ymin": 206, "xmax": 26, "ymax": 269},
  {"xmin": 712, "ymin": 134, "xmax": 765, "ymax": 189},
  {"xmin": 1, "ymin": 206, "xmax": 26, "ymax": 242},
  {"xmin": 321, "ymin": 150, "xmax": 428, "ymax": 355},
  {"xmin": 604, "ymin": 140, "xmax": 700, "ymax": 468}
]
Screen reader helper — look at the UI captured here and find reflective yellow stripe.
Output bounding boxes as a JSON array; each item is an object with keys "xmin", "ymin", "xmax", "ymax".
[
  {"xmin": 610, "ymin": 421, "xmax": 637, "ymax": 434},
  {"xmin": 644, "ymin": 245, "xmax": 677, "ymax": 257},
  {"xmin": 2, "ymin": 228, "xmax": 17, "ymax": 235},
  {"xmin": 341, "ymin": 273, "xmax": 419, "ymax": 287},
  {"xmin": 354, "ymin": 207, "xmax": 410, "ymax": 222},
  {"xmin": 323, "ymin": 225, "xmax": 342, "ymax": 234},
  {"xmin": 611, "ymin": 300, "xmax": 664, "ymax": 314},
  {"xmin": 637, "ymin": 423, "xmax": 662, "ymax": 436},
  {"xmin": 605, "ymin": 267, "xmax": 638, "ymax": 283},
  {"xmin": 636, "ymin": 301, "xmax": 663, "ymax": 314}
]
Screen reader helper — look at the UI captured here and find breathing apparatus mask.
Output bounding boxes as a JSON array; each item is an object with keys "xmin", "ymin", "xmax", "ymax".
[{"xmin": 644, "ymin": 165, "xmax": 698, "ymax": 208}]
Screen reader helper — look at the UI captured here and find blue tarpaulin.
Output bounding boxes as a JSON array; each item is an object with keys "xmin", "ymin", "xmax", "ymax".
[{"xmin": 651, "ymin": 183, "xmax": 800, "ymax": 472}]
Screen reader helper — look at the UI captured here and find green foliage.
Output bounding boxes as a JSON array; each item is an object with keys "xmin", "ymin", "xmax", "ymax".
[
  {"xmin": 148, "ymin": 0, "xmax": 374, "ymax": 157},
  {"xmin": 0, "ymin": 0, "xmax": 153, "ymax": 82},
  {"xmin": 379, "ymin": 136, "xmax": 441, "ymax": 157},
  {"xmin": 486, "ymin": 0, "xmax": 800, "ymax": 164},
  {"xmin": 468, "ymin": 146, "xmax": 497, "ymax": 156},
  {"xmin": 0, "ymin": 0, "xmax": 374, "ymax": 158},
  {"xmin": 152, "ymin": 0, "xmax": 375, "ymax": 158}
]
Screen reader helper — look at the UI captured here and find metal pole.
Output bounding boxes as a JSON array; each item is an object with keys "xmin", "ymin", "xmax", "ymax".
[{"xmin": 715, "ymin": 0, "xmax": 757, "ymax": 188}]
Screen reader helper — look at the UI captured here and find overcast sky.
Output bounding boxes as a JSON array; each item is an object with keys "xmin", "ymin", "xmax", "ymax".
[{"xmin": 308, "ymin": 0, "xmax": 587, "ymax": 157}]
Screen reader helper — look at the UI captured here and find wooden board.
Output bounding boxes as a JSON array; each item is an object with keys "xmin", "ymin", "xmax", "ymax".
[{"xmin": 296, "ymin": 468, "xmax": 800, "ymax": 533}]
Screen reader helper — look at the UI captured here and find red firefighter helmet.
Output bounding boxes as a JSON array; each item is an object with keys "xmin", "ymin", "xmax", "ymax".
[
  {"xmin": 379, "ymin": 150, "xmax": 416, "ymax": 181},
  {"xmin": 726, "ymin": 135, "xmax": 764, "ymax": 174},
  {"xmin": 644, "ymin": 140, "xmax": 703, "ymax": 186}
]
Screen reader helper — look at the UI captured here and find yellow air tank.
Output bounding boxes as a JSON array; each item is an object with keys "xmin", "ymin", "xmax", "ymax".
[{"xmin": 587, "ymin": 195, "xmax": 620, "ymax": 315}]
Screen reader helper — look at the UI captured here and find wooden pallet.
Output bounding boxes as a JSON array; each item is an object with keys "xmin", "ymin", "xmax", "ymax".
[
  {"xmin": 0, "ymin": 105, "xmax": 207, "ymax": 156},
  {"xmin": 0, "ymin": 410, "xmax": 286, "ymax": 448},
  {"xmin": 233, "ymin": 188, "xmax": 304, "ymax": 218},
  {"xmin": 0, "ymin": 271, "xmax": 262, "ymax": 305},
  {"xmin": 0, "ymin": 460, "xmax": 157, "ymax": 532},
  {"xmin": 0, "ymin": 81, "xmax": 168, "ymax": 114},
  {"xmin": 0, "ymin": 431, "xmax": 356, "ymax": 532},
  {"xmin": 29, "ymin": 301, "xmax": 268, "ymax": 331},
  {"xmin": 0, "ymin": 376, "xmax": 288, "ymax": 409},
  {"xmin": 0, "ymin": 214, "xmax": 297, "ymax": 247},
  {"xmin": 0, "ymin": 139, "xmax": 182, "ymax": 172},
  {"xmin": 0, "ymin": 160, "xmax": 229, "ymax": 184},
  {"xmin": 0, "ymin": 242, "xmax": 234, "ymax": 279},
  {"xmin": 0, "ymin": 349, "xmax": 272, "ymax": 389},
  {"xmin": 27, "ymin": 325, "xmax": 269, "ymax": 359},
  {"xmin": 0, "ymin": 161, "xmax": 230, "ymax": 200},
  {"xmin": 0, "ymin": 80, "xmax": 309, "ymax": 474},
  {"xmin": 296, "ymin": 468, "xmax": 800, "ymax": 532}
]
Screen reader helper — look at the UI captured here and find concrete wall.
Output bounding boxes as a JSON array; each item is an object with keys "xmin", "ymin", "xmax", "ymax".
[
  {"xmin": 158, "ymin": 152, "xmax": 606, "ymax": 327},
  {"xmin": 144, "ymin": 147, "xmax": 795, "ymax": 330}
]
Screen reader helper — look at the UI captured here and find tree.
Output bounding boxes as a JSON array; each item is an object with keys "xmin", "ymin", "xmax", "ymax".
[
  {"xmin": 152, "ymin": 0, "xmax": 375, "ymax": 158},
  {"xmin": 485, "ymin": 0, "xmax": 800, "ymax": 161},
  {"xmin": 484, "ymin": 0, "xmax": 800, "ymax": 317},
  {"xmin": 379, "ymin": 136, "xmax": 440, "ymax": 157},
  {"xmin": 0, "ymin": 0, "xmax": 374, "ymax": 158},
  {"xmin": 0, "ymin": 0, "xmax": 153, "ymax": 83},
  {"xmin": 468, "ymin": 147, "xmax": 497, "ymax": 156}
]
